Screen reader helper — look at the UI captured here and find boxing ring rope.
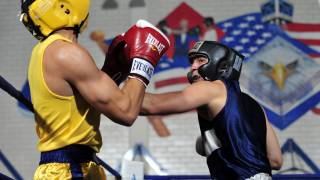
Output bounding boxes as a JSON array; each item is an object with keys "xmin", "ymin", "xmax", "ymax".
[
  {"xmin": 0, "ymin": 75, "xmax": 121, "ymax": 179},
  {"xmin": 0, "ymin": 76, "xmax": 34, "ymax": 113}
]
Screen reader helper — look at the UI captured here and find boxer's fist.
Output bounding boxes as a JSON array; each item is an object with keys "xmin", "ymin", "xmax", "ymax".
[
  {"xmin": 125, "ymin": 20, "xmax": 170, "ymax": 86},
  {"xmin": 102, "ymin": 34, "xmax": 130, "ymax": 85},
  {"xmin": 102, "ymin": 20, "xmax": 170, "ymax": 86},
  {"xmin": 125, "ymin": 20, "xmax": 170, "ymax": 66},
  {"xmin": 195, "ymin": 136, "xmax": 206, "ymax": 157}
]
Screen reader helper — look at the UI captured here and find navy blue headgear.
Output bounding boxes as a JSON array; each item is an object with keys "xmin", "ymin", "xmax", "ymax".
[{"xmin": 187, "ymin": 41, "xmax": 244, "ymax": 82}]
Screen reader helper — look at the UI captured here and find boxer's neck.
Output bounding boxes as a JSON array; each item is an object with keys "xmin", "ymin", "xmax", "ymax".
[{"xmin": 54, "ymin": 29, "xmax": 77, "ymax": 43}]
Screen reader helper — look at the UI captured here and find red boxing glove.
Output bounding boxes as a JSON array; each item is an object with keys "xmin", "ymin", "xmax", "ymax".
[
  {"xmin": 102, "ymin": 20, "xmax": 170, "ymax": 86},
  {"xmin": 124, "ymin": 19, "xmax": 170, "ymax": 86},
  {"xmin": 102, "ymin": 34, "xmax": 130, "ymax": 85}
]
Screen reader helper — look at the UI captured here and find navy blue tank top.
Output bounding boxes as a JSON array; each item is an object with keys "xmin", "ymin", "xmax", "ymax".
[{"xmin": 198, "ymin": 79, "xmax": 271, "ymax": 180}]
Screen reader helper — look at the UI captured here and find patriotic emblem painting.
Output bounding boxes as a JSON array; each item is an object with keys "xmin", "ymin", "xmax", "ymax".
[
  {"xmin": 151, "ymin": 2, "xmax": 320, "ymax": 129},
  {"xmin": 216, "ymin": 12, "xmax": 320, "ymax": 129}
]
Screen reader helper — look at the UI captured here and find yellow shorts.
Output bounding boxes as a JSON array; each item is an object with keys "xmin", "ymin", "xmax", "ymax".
[
  {"xmin": 33, "ymin": 161, "xmax": 106, "ymax": 180},
  {"xmin": 34, "ymin": 145, "xmax": 107, "ymax": 180}
]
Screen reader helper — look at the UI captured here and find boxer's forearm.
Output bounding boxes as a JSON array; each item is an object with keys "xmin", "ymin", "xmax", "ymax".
[{"xmin": 141, "ymin": 92, "xmax": 185, "ymax": 115}]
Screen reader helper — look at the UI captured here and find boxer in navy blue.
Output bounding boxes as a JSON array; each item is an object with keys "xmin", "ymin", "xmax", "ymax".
[{"xmin": 141, "ymin": 41, "xmax": 283, "ymax": 179}]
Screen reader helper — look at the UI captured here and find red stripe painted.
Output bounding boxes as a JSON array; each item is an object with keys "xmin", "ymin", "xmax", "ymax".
[
  {"xmin": 309, "ymin": 53, "xmax": 320, "ymax": 58},
  {"xmin": 311, "ymin": 108, "xmax": 320, "ymax": 115},
  {"xmin": 297, "ymin": 39, "xmax": 320, "ymax": 46},
  {"xmin": 283, "ymin": 23, "xmax": 320, "ymax": 32},
  {"xmin": 155, "ymin": 77, "xmax": 189, "ymax": 88}
]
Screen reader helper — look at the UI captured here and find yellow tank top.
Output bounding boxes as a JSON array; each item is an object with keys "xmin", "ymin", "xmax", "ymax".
[{"xmin": 28, "ymin": 34, "xmax": 102, "ymax": 152}]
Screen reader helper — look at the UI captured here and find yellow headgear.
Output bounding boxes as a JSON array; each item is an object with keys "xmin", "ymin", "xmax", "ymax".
[{"xmin": 20, "ymin": 0, "xmax": 90, "ymax": 41}]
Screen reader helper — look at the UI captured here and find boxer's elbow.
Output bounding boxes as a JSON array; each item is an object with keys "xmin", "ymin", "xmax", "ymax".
[
  {"xmin": 99, "ymin": 100, "xmax": 138, "ymax": 126},
  {"xmin": 116, "ymin": 119, "xmax": 134, "ymax": 127},
  {"xmin": 269, "ymin": 155, "xmax": 283, "ymax": 170},
  {"xmin": 120, "ymin": 113, "xmax": 137, "ymax": 126},
  {"xmin": 107, "ymin": 113, "xmax": 137, "ymax": 127},
  {"xmin": 118, "ymin": 103, "xmax": 139, "ymax": 126}
]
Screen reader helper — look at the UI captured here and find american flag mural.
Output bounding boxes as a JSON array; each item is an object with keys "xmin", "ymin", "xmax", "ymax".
[{"xmin": 151, "ymin": 3, "xmax": 320, "ymax": 130}]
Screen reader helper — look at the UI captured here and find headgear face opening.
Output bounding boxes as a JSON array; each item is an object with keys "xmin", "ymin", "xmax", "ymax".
[
  {"xmin": 20, "ymin": 0, "xmax": 90, "ymax": 41},
  {"xmin": 188, "ymin": 41, "xmax": 244, "ymax": 82}
]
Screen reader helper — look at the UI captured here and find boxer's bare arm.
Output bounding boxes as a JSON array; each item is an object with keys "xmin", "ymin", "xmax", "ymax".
[
  {"xmin": 141, "ymin": 80, "xmax": 226, "ymax": 115},
  {"xmin": 265, "ymin": 118, "xmax": 283, "ymax": 170},
  {"xmin": 45, "ymin": 40, "xmax": 145, "ymax": 126}
]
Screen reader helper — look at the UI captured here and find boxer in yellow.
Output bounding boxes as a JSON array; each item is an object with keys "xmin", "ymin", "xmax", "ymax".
[{"xmin": 20, "ymin": 0, "xmax": 170, "ymax": 179}]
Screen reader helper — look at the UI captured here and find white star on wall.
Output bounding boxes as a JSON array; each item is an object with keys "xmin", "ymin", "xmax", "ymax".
[
  {"xmin": 232, "ymin": 30, "xmax": 242, "ymax": 35},
  {"xmin": 254, "ymin": 24, "xmax": 264, "ymax": 30},
  {"xmin": 262, "ymin": 32, "xmax": 272, "ymax": 38},
  {"xmin": 224, "ymin": 37, "xmax": 234, "ymax": 42},
  {"xmin": 239, "ymin": 23, "xmax": 249, "ymax": 28},
  {"xmin": 240, "ymin": 38, "xmax": 250, "ymax": 44},
  {"xmin": 247, "ymin": 30, "xmax": 256, "ymax": 36},
  {"xmin": 245, "ymin": 16, "xmax": 256, "ymax": 21},
  {"xmin": 223, "ymin": 22, "xmax": 233, "ymax": 28},
  {"xmin": 255, "ymin": 39, "xmax": 266, "ymax": 45},
  {"xmin": 235, "ymin": 46, "xmax": 244, "ymax": 51}
]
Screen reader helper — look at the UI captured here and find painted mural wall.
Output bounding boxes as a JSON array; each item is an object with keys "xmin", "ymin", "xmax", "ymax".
[{"xmin": 1, "ymin": 0, "xmax": 320, "ymax": 178}]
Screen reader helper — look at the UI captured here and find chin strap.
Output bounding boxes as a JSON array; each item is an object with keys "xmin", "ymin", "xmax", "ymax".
[{"xmin": 187, "ymin": 72, "xmax": 193, "ymax": 84}]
